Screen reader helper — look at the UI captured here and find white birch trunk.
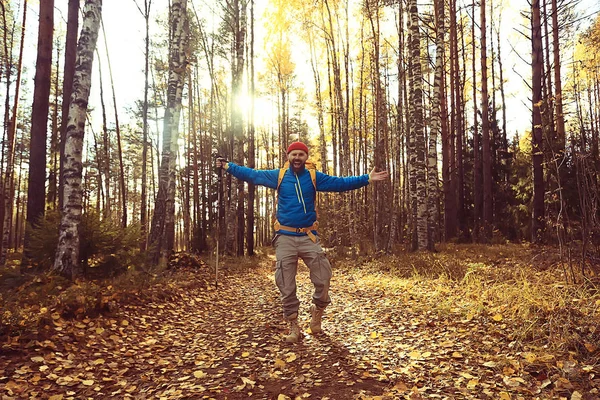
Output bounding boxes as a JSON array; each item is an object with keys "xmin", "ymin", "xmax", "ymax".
[
  {"xmin": 148, "ymin": 0, "xmax": 188, "ymax": 264},
  {"xmin": 428, "ymin": 0, "xmax": 445, "ymax": 247},
  {"xmin": 53, "ymin": 0, "xmax": 102, "ymax": 279},
  {"xmin": 408, "ymin": 0, "xmax": 429, "ymax": 250}
]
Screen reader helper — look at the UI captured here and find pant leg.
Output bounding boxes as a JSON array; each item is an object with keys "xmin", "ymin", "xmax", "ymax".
[
  {"xmin": 273, "ymin": 234, "xmax": 300, "ymax": 318},
  {"xmin": 298, "ymin": 235, "xmax": 332, "ymax": 308}
]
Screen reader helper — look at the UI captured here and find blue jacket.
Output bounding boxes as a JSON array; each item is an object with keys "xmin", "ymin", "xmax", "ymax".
[{"xmin": 225, "ymin": 162, "xmax": 370, "ymax": 237}]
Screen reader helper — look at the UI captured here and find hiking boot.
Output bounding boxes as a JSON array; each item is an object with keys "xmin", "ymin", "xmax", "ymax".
[
  {"xmin": 310, "ymin": 304, "xmax": 325, "ymax": 334},
  {"xmin": 284, "ymin": 313, "xmax": 301, "ymax": 343}
]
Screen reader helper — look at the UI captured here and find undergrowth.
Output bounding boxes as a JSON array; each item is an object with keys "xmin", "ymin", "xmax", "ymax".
[
  {"xmin": 335, "ymin": 242, "xmax": 600, "ymax": 362},
  {"xmin": 0, "ymin": 252, "xmax": 212, "ymax": 342}
]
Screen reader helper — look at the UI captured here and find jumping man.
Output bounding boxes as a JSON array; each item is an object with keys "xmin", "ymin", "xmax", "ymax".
[{"xmin": 217, "ymin": 141, "xmax": 389, "ymax": 342}]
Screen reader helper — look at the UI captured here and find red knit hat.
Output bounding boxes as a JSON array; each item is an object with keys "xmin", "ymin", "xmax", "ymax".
[{"xmin": 287, "ymin": 141, "xmax": 309, "ymax": 154}]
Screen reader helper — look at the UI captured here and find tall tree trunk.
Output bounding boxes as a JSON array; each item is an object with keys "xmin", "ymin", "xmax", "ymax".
[
  {"xmin": 100, "ymin": 20, "xmax": 127, "ymax": 227},
  {"xmin": 551, "ymin": 0, "xmax": 565, "ymax": 154},
  {"xmin": 223, "ymin": 0, "xmax": 246, "ymax": 256},
  {"xmin": 445, "ymin": 0, "xmax": 458, "ymax": 241},
  {"xmin": 53, "ymin": 0, "xmax": 102, "ymax": 279},
  {"xmin": 531, "ymin": 0, "xmax": 545, "ymax": 242},
  {"xmin": 97, "ymin": 55, "xmax": 111, "ymax": 219},
  {"xmin": 138, "ymin": 0, "xmax": 151, "ymax": 250},
  {"xmin": 472, "ymin": 0, "xmax": 481, "ymax": 241},
  {"xmin": 23, "ymin": 0, "xmax": 54, "ymax": 265},
  {"xmin": 366, "ymin": 0, "xmax": 389, "ymax": 252},
  {"xmin": 1, "ymin": 0, "xmax": 26, "ymax": 266},
  {"xmin": 148, "ymin": 0, "xmax": 188, "ymax": 265},
  {"xmin": 428, "ymin": 0, "xmax": 444, "ymax": 248},
  {"xmin": 457, "ymin": 19, "xmax": 467, "ymax": 240},
  {"xmin": 59, "ymin": 0, "xmax": 80, "ymax": 212},
  {"xmin": 246, "ymin": 0, "xmax": 255, "ymax": 256},
  {"xmin": 48, "ymin": 41, "xmax": 60, "ymax": 210},
  {"xmin": 408, "ymin": 0, "xmax": 429, "ymax": 251},
  {"xmin": 496, "ymin": 16, "xmax": 508, "ymax": 156},
  {"xmin": 480, "ymin": 0, "xmax": 493, "ymax": 242}
]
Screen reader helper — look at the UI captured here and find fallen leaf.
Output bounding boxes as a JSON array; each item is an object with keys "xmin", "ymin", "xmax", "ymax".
[
  {"xmin": 522, "ymin": 352, "xmax": 536, "ymax": 362},
  {"xmin": 466, "ymin": 379, "xmax": 478, "ymax": 389},
  {"xmin": 193, "ymin": 370, "xmax": 207, "ymax": 379},
  {"xmin": 584, "ymin": 342, "xmax": 597, "ymax": 353},
  {"xmin": 571, "ymin": 391, "xmax": 583, "ymax": 400}
]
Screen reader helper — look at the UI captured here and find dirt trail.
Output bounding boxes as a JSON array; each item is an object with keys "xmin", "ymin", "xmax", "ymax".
[{"xmin": 1, "ymin": 257, "xmax": 573, "ymax": 399}]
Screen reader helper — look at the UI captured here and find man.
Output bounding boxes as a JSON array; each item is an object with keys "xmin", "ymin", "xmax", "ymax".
[{"xmin": 217, "ymin": 141, "xmax": 388, "ymax": 342}]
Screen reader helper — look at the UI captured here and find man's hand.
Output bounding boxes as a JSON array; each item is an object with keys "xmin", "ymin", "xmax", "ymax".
[
  {"xmin": 216, "ymin": 157, "xmax": 229, "ymax": 170},
  {"xmin": 369, "ymin": 168, "xmax": 389, "ymax": 182}
]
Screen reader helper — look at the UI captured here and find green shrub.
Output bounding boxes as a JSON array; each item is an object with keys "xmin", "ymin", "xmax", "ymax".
[{"xmin": 27, "ymin": 210, "xmax": 143, "ymax": 278}]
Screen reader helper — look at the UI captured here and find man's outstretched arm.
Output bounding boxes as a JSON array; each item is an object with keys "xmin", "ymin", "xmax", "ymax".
[{"xmin": 216, "ymin": 158, "xmax": 278, "ymax": 189}]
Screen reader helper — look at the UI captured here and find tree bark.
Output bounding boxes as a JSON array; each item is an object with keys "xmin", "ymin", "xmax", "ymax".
[
  {"xmin": 531, "ymin": 0, "xmax": 545, "ymax": 243},
  {"xmin": 59, "ymin": 0, "xmax": 80, "ymax": 212},
  {"xmin": 480, "ymin": 0, "xmax": 493, "ymax": 242},
  {"xmin": 1, "ymin": 0, "xmax": 26, "ymax": 266},
  {"xmin": 23, "ymin": 0, "xmax": 54, "ymax": 264},
  {"xmin": 246, "ymin": 0, "xmax": 256, "ymax": 256},
  {"xmin": 53, "ymin": 0, "xmax": 102, "ymax": 279},
  {"xmin": 551, "ymin": 0, "xmax": 565, "ymax": 154},
  {"xmin": 148, "ymin": 0, "xmax": 188, "ymax": 265},
  {"xmin": 408, "ymin": 0, "xmax": 429, "ymax": 251},
  {"xmin": 428, "ymin": 0, "xmax": 444, "ymax": 248}
]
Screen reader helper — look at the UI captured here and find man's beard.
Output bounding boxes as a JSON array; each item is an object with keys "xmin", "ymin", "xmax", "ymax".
[{"xmin": 291, "ymin": 160, "xmax": 305, "ymax": 172}]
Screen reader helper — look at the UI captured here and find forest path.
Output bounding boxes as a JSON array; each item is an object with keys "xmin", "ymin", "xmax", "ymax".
[{"xmin": 2, "ymin": 253, "xmax": 564, "ymax": 399}]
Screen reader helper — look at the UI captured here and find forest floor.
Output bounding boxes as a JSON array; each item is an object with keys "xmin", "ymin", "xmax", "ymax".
[{"xmin": 1, "ymin": 245, "xmax": 600, "ymax": 399}]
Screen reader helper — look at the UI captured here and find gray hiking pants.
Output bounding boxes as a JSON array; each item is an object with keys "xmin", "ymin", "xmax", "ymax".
[{"xmin": 273, "ymin": 234, "xmax": 332, "ymax": 318}]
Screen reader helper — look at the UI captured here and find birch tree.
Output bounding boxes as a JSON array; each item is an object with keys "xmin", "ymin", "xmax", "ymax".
[
  {"xmin": 58, "ymin": 0, "xmax": 79, "ymax": 211},
  {"xmin": 428, "ymin": 0, "xmax": 444, "ymax": 246},
  {"xmin": 53, "ymin": 0, "xmax": 102, "ymax": 279},
  {"xmin": 407, "ymin": 0, "xmax": 429, "ymax": 250},
  {"xmin": 148, "ymin": 0, "xmax": 188, "ymax": 264},
  {"xmin": 133, "ymin": 0, "xmax": 152, "ymax": 250}
]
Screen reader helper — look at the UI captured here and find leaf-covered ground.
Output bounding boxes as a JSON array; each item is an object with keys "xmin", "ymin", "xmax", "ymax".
[{"xmin": 1, "ymin": 251, "xmax": 598, "ymax": 399}]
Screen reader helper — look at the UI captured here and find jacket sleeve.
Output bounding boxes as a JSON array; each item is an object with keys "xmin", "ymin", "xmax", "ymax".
[
  {"xmin": 225, "ymin": 162, "xmax": 279, "ymax": 189},
  {"xmin": 315, "ymin": 171, "xmax": 370, "ymax": 192}
]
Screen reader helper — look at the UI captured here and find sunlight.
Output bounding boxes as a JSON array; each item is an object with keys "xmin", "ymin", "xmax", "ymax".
[{"xmin": 235, "ymin": 93, "xmax": 277, "ymax": 126}]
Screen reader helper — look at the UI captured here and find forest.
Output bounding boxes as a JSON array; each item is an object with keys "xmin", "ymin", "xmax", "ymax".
[{"xmin": 1, "ymin": 0, "xmax": 600, "ymax": 398}]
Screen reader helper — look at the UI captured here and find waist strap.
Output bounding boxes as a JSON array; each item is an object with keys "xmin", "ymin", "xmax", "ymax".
[{"xmin": 274, "ymin": 220, "xmax": 319, "ymax": 243}]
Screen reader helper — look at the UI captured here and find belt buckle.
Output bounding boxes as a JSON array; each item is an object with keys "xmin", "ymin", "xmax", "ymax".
[{"xmin": 296, "ymin": 228, "xmax": 302, "ymax": 233}]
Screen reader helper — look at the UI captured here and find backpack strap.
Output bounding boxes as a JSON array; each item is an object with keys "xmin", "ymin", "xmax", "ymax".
[
  {"xmin": 277, "ymin": 161, "xmax": 317, "ymax": 192},
  {"xmin": 276, "ymin": 161, "xmax": 289, "ymax": 192}
]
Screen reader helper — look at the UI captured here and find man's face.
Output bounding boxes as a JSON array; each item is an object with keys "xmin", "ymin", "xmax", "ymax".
[{"xmin": 288, "ymin": 150, "xmax": 308, "ymax": 172}]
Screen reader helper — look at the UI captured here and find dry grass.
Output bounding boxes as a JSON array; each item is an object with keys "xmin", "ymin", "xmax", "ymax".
[{"xmin": 332, "ymin": 243, "xmax": 600, "ymax": 361}]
